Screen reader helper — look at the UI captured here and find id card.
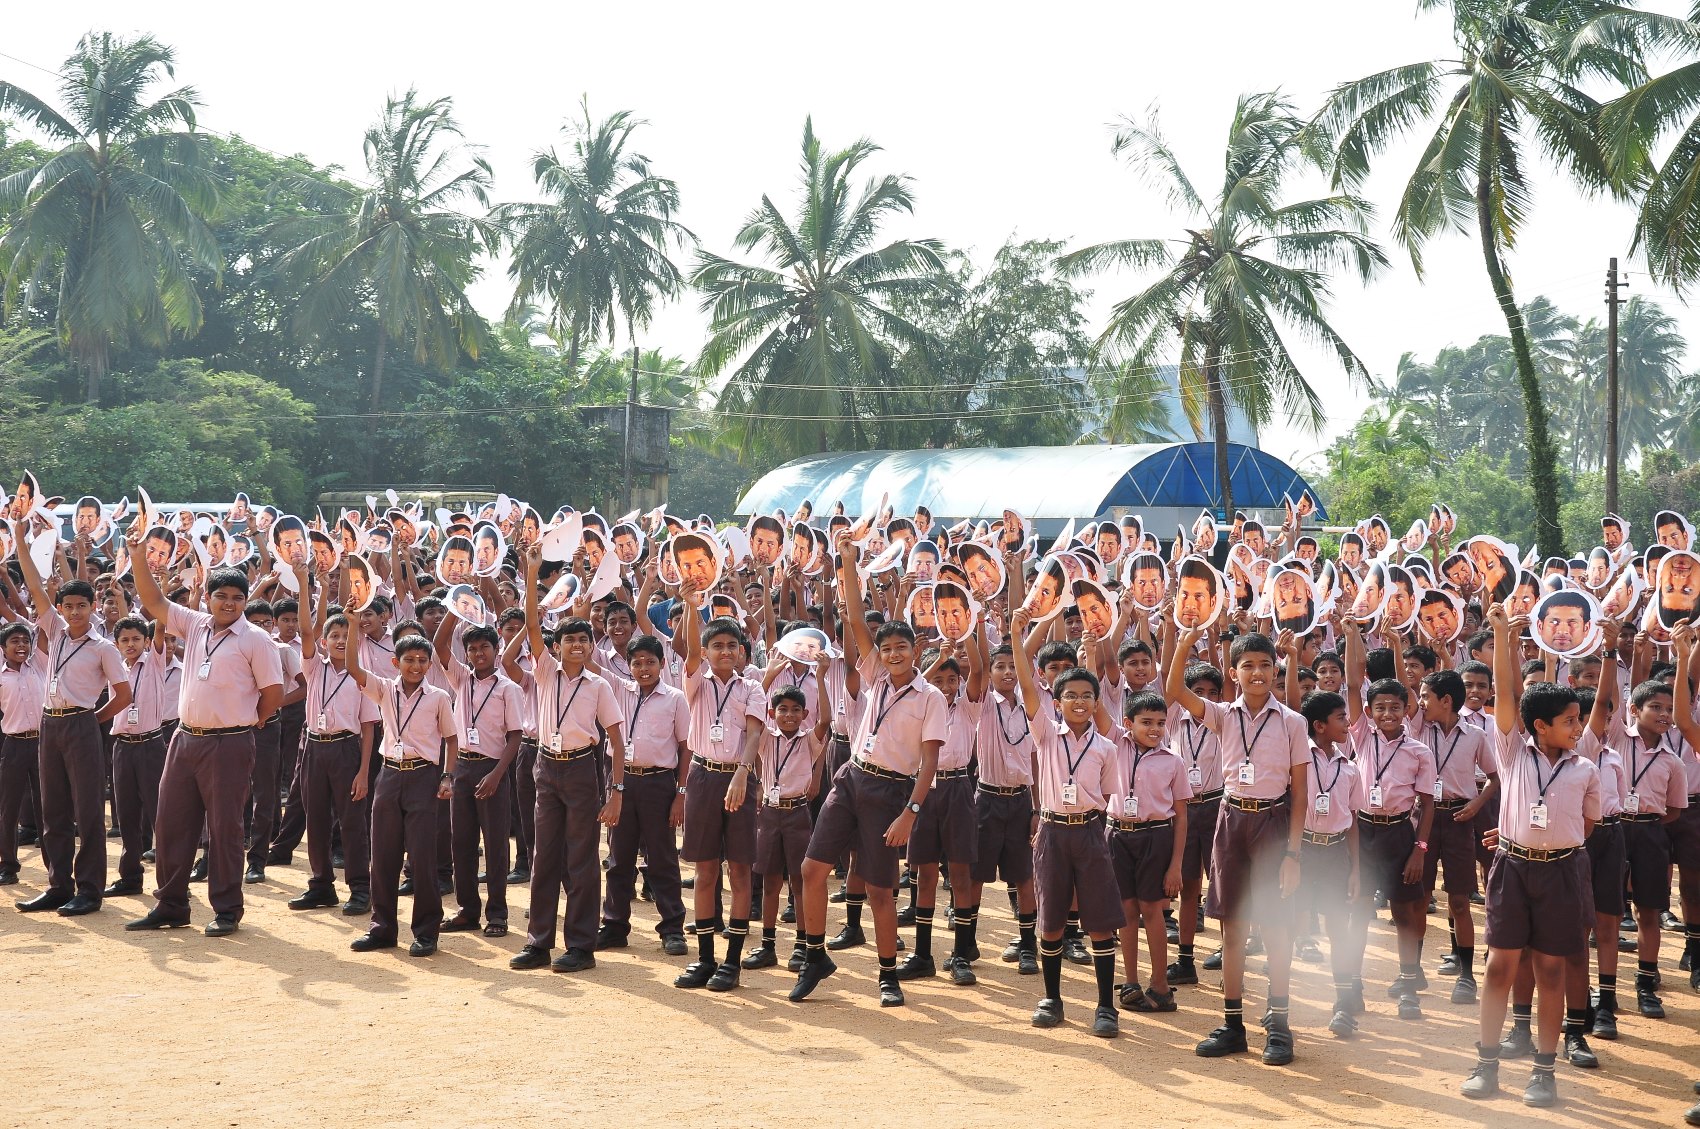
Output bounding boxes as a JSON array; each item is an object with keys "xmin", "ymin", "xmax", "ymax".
[
  {"xmin": 1432, "ymin": 779, "xmax": 1444, "ymax": 801},
  {"xmin": 861, "ymin": 735, "xmax": 875, "ymax": 755},
  {"xmin": 1313, "ymin": 794, "xmax": 1330, "ymax": 816},
  {"xmin": 767, "ymin": 786, "xmax": 780, "ymax": 805},
  {"xmin": 197, "ymin": 662, "xmax": 211, "ymax": 681},
  {"xmin": 1187, "ymin": 766, "xmax": 1203, "ymax": 788},
  {"xmin": 316, "ymin": 711, "xmax": 327, "ymax": 731},
  {"xmin": 709, "ymin": 723, "xmax": 726, "ymax": 744},
  {"xmin": 47, "ymin": 677, "xmax": 58, "ymax": 697},
  {"xmin": 549, "ymin": 733, "xmax": 563, "ymax": 753},
  {"xmin": 1061, "ymin": 781, "xmax": 1078, "ymax": 806},
  {"xmin": 1529, "ymin": 801, "xmax": 1549, "ymax": 829},
  {"xmin": 1125, "ymin": 794, "xmax": 1139, "ymax": 818},
  {"xmin": 1237, "ymin": 762, "xmax": 1255, "ymax": 787},
  {"xmin": 1623, "ymin": 791, "xmax": 1640, "ymax": 815},
  {"xmin": 1368, "ymin": 784, "xmax": 1383, "ymax": 808},
  {"xmin": 466, "ymin": 728, "xmax": 480, "ymax": 747},
  {"xmin": 126, "ymin": 705, "xmax": 139, "ymax": 725},
  {"xmin": 392, "ymin": 739, "xmax": 406, "ymax": 757}
]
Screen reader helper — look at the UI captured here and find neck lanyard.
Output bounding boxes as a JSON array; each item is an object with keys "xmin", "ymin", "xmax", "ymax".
[
  {"xmin": 710, "ymin": 675, "xmax": 739, "ymax": 725},
  {"xmin": 554, "ymin": 671, "xmax": 586, "ymax": 731},
  {"xmin": 53, "ymin": 632, "xmax": 92, "ymax": 680},
  {"xmin": 1184, "ymin": 717, "xmax": 1209, "ymax": 766},
  {"xmin": 1370, "ymin": 731, "xmax": 1401, "ymax": 785},
  {"xmin": 320, "ymin": 660, "xmax": 350, "ymax": 712},
  {"xmin": 1127, "ymin": 746, "xmax": 1150, "ymax": 794},
  {"xmin": 465, "ymin": 671, "xmax": 500, "ymax": 728},
  {"xmin": 1060, "ymin": 726, "xmax": 1093, "ymax": 783},
  {"xmin": 872, "ymin": 681, "xmax": 916, "ymax": 736},
  {"xmin": 1312, "ymin": 749, "xmax": 1344, "ymax": 796},
  {"xmin": 202, "ymin": 627, "xmax": 234, "ymax": 670},
  {"xmin": 1429, "ymin": 723, "xmax": 1463, "ymax": 776},
  {"xmin": 630, "ymin": 685, "xmax": 656, "ymax": 736},
  {"xmin": 392, "ymin": 683, "xmax": 428, "ymax": 745},
  {"xmin": 1628, "ymin": 735, "xmax": 1663, "ymax": 791},
  {"xmin": 1530, "ymin": 749, "xmax": 1568, "ymax": 801},
  {"xmin": 770, "ymin": 731, "xmax": 804, "ymax": 789},
  {"xmin": 995, "ymin": 694, "xmax": 1030, "ymax": 746},
  {"xmin": 1236, "ymin": 707, "xmax": 1275, "ymax": 769}
]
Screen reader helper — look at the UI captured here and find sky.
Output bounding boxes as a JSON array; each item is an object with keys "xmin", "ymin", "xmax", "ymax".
[{"xmin": 6, "ymin": 0, "xmax": 1696, "ymax": 476}]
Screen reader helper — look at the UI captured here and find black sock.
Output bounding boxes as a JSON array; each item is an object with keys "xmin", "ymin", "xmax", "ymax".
[
  {"xmin": 1532, "ymin": 1051, "xmax": 1557, "ymax": 1074},
  {"xmin": 954, "ymin": 904, "xmax": 978, "ymax": 959},
  {"xmin": 1018, "ymin": 910, "xmax": 1037, "ymax": 953},
  {"xmin": 805, "ymin": 931, "xmax": 826, "ymax": 964},
  {"xmin": 914, "ymin": 906, "xmax": 934, "ymax": 959},
  {"xmin": 724, "ymin": 918, "xmax": 748, "ymax": 964},
  {"xmin": 1598, "ymin": 973, "xmax": 1617, "ymax": 1007},
  {"xmin": 1637, "ymin": 959, "xmax": 1658, "ymax": 990},
  {"xmin": 1687, "ymin": 924, "xmax": 1700, "ymax": 957},
  {"xmin": 1563, "ymin": 1006, "xmax": 1587, "ymax": 1035},
  {"xmin": 1040, "ymin": 939, "xmax": 1063, "ymax": 998},
  {"xmin": 1460, "ymin": 947, "xmax": 1476, "ymax": 977},
  {"xmin": 1177, "ymin": 942, "xmax": 1195, "ymax": 963},
  {"xmin": 1268, "ymin": 994, "xmax": 1290, "ymax": 1031},
  {"xmin": 878, "ymin": 954, "xmax": 898, "ymax": 983},
  {"xmin": 1398, "ymin": 961, "xmax": 1420, "ymax": 989},
  {"xmin": 1006, "ymin": 885, "xmax": 1019, "ymax": 914},
  {"xmin": 1333, "ymin": 979, "xmax": 1354, "ymax": 1009},
  {"xmin": 760, "ymin": 925, "xmax": 776, "ymax": 947},
  {"xmin": 1448, "ymin": 917, "xmax": 1458, "ymax": 949},
  {"xmin": 1224, "ymin": 996, "xmax": 1245, "ymax": 1031},
  {"xmin": 1066, "ymin": 911, "xmax": 1081, "ymax": 939},
  {"xmin": 1092, "ymin": 937, "xmax": 1116, "ymax": 1009},
  {"xmin": 1511, "ymin": 1002, "xmax": 1532, "ymax": 1032},
  {"xmin": 845, "ymin": 893, "xmax": 865, "ymax": 930},
  {"xmin": 696, "ymin": 920, "xmax": 716, "ymax": 963}
]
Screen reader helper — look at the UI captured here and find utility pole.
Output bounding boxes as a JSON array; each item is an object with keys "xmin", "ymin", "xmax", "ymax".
[
  {"xmin": 1605, "ymin": 258, "xmax": 1625, "ymax": 514},
  {"xmin": 622, "ymin": 345, "xmax": 638, "ymax": 512}
]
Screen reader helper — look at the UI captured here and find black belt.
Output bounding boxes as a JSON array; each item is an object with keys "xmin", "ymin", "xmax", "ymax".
[
  {"xmin": 935, "ymin": 766, "xmax": 972, "ymax": 780},
  {"xmin": 308, "ymin": 730, "xmax": 357, "ymax": 743},
  {"xmin": 42, "ymin": 706, "xmax": 92, "ymax": 718},
  {"xmin": 623, "ymin": 763, "xmax": 675, "ymax": 776},
  {"xmin": 519, "ymin": 736, "xmax": 539, "ymax": 747},
  {"xmin": 1595, "ymin": 815, "xmax": 1620, "ymax": 827},
  {"xmin": 1500, "ymin": 839, "xmax": 1578, "ymax": 863},
  {"xmin": 260, "ymin": 713, "xmax": 280, "ymax": 727},
  {"xmin": 1188, "ymin": 788, "xmax": 1225, "ymax": 805},
  {"xmin": 459, "ymin": 751, "xmax": 494, "ymax": 762},
  {"xmin": 692, "ymin": 754, "xmax": 743, "ymax": 774},
  {"xmin": 762, "ymin": 794, "xmax": 809, "ymax": 810},
  {"xmin": 1359, "ymin": 810, "xmax": 1413, "ymax": 826},
  {"xmin": 1224, "ymin": 793, "xmax": 1286, "ymax": 812},
  {"xmin": 4, "ymin": 730, "xmax": 39, "ymax": 740},
  {"xmin": 852, "ymin": 756, "xmax": 913, "ymax": 783},
  {"xmin": 182, "ymin": 723, "xmax": 252, "ymax": 737},
  {"xmin": 1620, "ymin": 813, "xmax": 1663, "ymax": 824},
  {"xmin": 978, "ymin": 782, "xmax": 1029, "ymax": 797},
  {"xmin": 1303, "ymin": 829, "xmax": 1346, "ymax": 846},
  {"xmin": 540, "ymin": 743, "xmax": 597, "ymax": 762},
  {"xmin": 1433, "ymin": 797, "xmax": 1470, "ymax": 810},
  {"xmin": 1039, "ymin": 810, "xmax": 1103, "ymax": 826},
  {"xmin": 114, "ymin": 728, "xmax": 165, "ymax": 744},
  {"xmin": 830, "ymin": 733, "xmax": 851, "ymax": 745},
  {"xmin": 382, "ymin": 756, "xmax": 434, "ymax": 771},
  {"xmin": 1112, "ymin": 815, "xmax": 1173, "ymax": 832}
]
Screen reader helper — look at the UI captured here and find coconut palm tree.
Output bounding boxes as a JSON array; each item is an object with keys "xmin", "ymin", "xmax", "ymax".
[
  {"xmin": 1057, "ymin": 92, "xmax": 1384, "ymax": 518},
  {"xmin": 691, "ymin": 117, "xmax": 950, "ymax": 462},
  {"xmin": 491, "ymin": 102, "xmax": 692, "ymax": 374},
  {"xmin": 273, "ymin": 89, "xmax": 494, "ymax": 417},
  {"xmin": 0, "ymin": 32, "xmax": 220, "ymax": 402},
  {"xmin": 1311, "ymin": 0, "xmax": 1665, "ymax": 556}
]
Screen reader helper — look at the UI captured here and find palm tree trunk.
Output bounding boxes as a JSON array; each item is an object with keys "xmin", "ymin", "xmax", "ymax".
[
  {"xmin": 366, "ymin": 322, "xmax": 388, "ymax": 480},
  {"xmin": 84, "ymin": 344, "xmax": 107, "ymax": 405},
  {"xmin": 1477, "ymin": 159, "xmax": 1563, "ymax": 558},
  {"xmin": 1207, "ymin": 347, "xmax": 1233, "ymax": 522}
]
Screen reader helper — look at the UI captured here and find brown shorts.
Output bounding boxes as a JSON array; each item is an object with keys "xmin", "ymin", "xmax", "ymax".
[
  {"xmin": 805, "ymin": 760, "xmax": 911, "ymax": 889},
  {"xmin": 1110, "ymin": 821, "xmax": 1176, "ymax": 904},
  {"xmin": 680, "ymin": 761, "xmax": 757, "ymax": 866},
  {"xmin": 1359, "ymin": 817, "xmax": 1425, "ymax": 905},
  {"xmin": 1424, "ymin": 800, "xmax": 1480, "ymax": 896},
  {"xmin": 973, "ymin": 787, "xmax": 1034, "ymax": 885},
  {"xmin": 1300, "ymin": 837, "xmax": 1351, "ymax": 916},
  {"xmin": 909, "ymin": 775, "xmax": 977, "ymax": 868},
  {"xmin": 756, "ymin": 802, "xmax": 812, "ymax": 883},
  {"xmin": 1668, "ymin": 803, "xmax": 1700, "ymax": 869},
  {"xmin": 1204, "ymin": 800, "xmax": 1291, "ymax": 927},
  {"xmin": 1622, "ymin": 819, "xmax": 1673, "ymax": 912},
  {"xmin": 1182, "ymin": 794, "xmax": 1221, "ymax": 883},
  {"xmin": 1484, "ymin": 849, "xmax": 1590, "ymax": 956},
  {"xmin": 1584, "ymin": 820, "xmax": 1626, "ymax": 917},
  {"xmin": 1034, "ymin": 816, "xmax": 1124, "ymax": 936},
  {"xmin": 1473, "ymin": 791, "xmax": 1500, "ymax": 869}
]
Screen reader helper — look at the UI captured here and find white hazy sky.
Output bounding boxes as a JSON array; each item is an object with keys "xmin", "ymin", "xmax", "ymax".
[{"xmin": 7, "ymin": 1, "xmax": 1696, "ymax": 475}]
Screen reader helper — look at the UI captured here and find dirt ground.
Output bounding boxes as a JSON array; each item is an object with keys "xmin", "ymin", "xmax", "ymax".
[{"xmin": 3, "ymin": 847, "xmax": 1695, "ymax": 1129}]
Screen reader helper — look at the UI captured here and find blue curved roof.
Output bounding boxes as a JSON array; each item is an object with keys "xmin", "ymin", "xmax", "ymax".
[{"xmin": 734, "ymin": 442, "xmax": 1324, "ymax": 535}]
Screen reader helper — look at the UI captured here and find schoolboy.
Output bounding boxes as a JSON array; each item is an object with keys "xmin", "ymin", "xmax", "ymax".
[
  {"xmin": 1167, "ymin": 661, "xmax": 1225, "ymax": 986},
  {"xmin": 1295, "ymin": 689, "xmax": 1362, "ymax": 1036},
  {"xmin": 1108, "ymin": 690, "xmax": 1189, "ymax": 1014},
  {"xmin": 744, "ymin": 682, "xmax": 828, "ymax": 972},
  {"xmin": 967, "ymin": 641, "xmax": 1040, "ymax": 975},
  {"xmin": 0, "ymin": 622, "xmax": 45, "ymax": 885},
  {"xmin": 104, "ymin": 616, "xmax": 171, "ymax": 896}
]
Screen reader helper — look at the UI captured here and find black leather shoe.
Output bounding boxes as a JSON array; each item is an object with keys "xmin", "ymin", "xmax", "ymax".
[
  {"xmin": 893, "ymin": 952, "xmax": 936, "ymax": 980},
  {"xmin": 1167, "ymin": 959, "xmax": 1199, "ymax": 985},
  {"xmin": 675, "ymin": 960, "xmax": 718, "ymax": 988},
  {"xmin": 1195, "ymin": 1024, "xmax": 1250, "ymax": 1057},
  {"xmin": 1590, "ymin": 1000, "xmax": 1619, "ymax": 1040},
  {"xmin": 124, "ymin": 908, "xmax": 189, "ymax": 930},
  {"xmin": 288, "ymin": 889, "xmax": 340, "ymax": 910},
  {"xmin": 1064, "ymin": 936, "xmax": 1090, "ymax": 965},
  {"xmin": 878, "ymin": 977, "xmax": 905, "ymax": 1007},
  {"xmin": 341, "ymin": 892, "xmax": 370, "ymax": 917},
  {"xmin": 57, "ymin": 894, "xmax": 101, "ymax": 917},
  {"xmin": 661, "ymin": 933, "xmax": 688, "ymax": 957},
  {"xmin": 1202, "ymin": 950, "xmax": 1224, "ymax": 971},
  {"xmin": 706, "ymin": 963, "xmax": 741, "ymax": 992},
  {"xmin": 141, "ymin": 849, "xmax": 155, "ymax": 863},
  {"xmin": 595, "ymin": 924, "xmax": 630, "ymax": 950},
  {"xmin": 436, "ymin": 878, "xmax": 453, "ymax": 897},
  {"xmin": 265, "ymin": 848, "xmax": 292, "ymax": 867},
  {"xmin": 409, "ymin": 938, "xmax": 437, "ymax": 957},
  {"xmin": 204, "ymin": 915, "xmax": 239, "ymax": 937},
  {"xmin": 0, "ymin": 872, "xmax": 16, "ymax": 886},
  {"xmin": 1092, "ymin": 1005, "xmax": 1120, "ymax": 1039},
  {"xmin": 896, "ymin": 904, "xmax": 917, "ymax": 926},
  {"xmin": 551, "ymin": 948, "xmax": 595, "ymax": 973},
  {"xmin": 742, "ymin": 945, "xmax": 778, "ymax": 970},
  {"xmin": 397, "ymin": 877, "xmax": 414, "ymax": 895},
  {"xmin": 506, "ymin": 866, "xmax": 530, "ymax": 885},
  {"xmin": 439, "ymin": 914, "xmax": 480, "ymax": 933},
  {"xmin": 17, "ymin": 890, "xmax": 72, "ymax": 913},
  {"xmin": 1018, "ymin": 947, "xmax": 1039, "ymax": 975},
  {"xmin": 351, "ymin": 932, "xmax": 396, "ymax": 952},
  {"xmin": 1031, "ymin": 997, "xmax": 1064, "ymax": 1027},
  {"xmin": 1523, "ymin": 1068, "xmax": 1558, "ymax": 1108},
  {"xmin": 789, "ymin": 954, "xmax": 837, "ymax": 1000},
  {"xmin": 189, "ymin": 856, "xmax": 209, "ymax": 883},
  {"xmin": 331, "ymin": 851, "xmax": 345, "ymax": 869},
  {"xmin": 243, "ymin": 866, "xmax": 265, "ymax": 884},
  {"xmin": 102, "ymin": 879, "xmax": 143, "ymax": 897},
  {"xmin": 1500, "ymin": 1025, "xmax": 1536, "ymax": 1057},
  {"xmin": 1565, "ymin": 1030, "xmax": 1598, "ymax": 1068},
  {"xmin": 1263, "ymin": 1026, "xmax": 1295, "ymax": 1065},
  {"xmin": 509, "ymin": 945, "xmax": 549, "ymax": 970},
  {"xmin": 826, "ymin": 924, "xmax": 866, "ymax": 951},
  {"xmin": 787, "ymin": 946, "xmax": 807, "ymax": 972}
]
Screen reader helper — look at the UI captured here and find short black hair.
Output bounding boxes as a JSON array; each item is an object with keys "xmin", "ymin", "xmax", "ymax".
[
  {"xmin": 273, "ymin": 598, "xmax": 299, "ymax": 616},
  {"xmin": 1313, "ymin": 649, "xmax": 1344, "ymax": 672},
  {"xmin": 1118, "ymin": 639, "xmax": 1155, "ymax": 663},
  {"xmin": 1466, "ymin": 630, "xmax": 1493, "ymax": 656},
  {"xmin": 770, "ymin": 685, "xmax": 807, "ymax": 711},
  {"xmin": 1300, "ymin": 689, "xmax": 1346, "ymax": 732},
  {"xmin": 112, "ymin": 615, "xmax": 150, "ymax": 640},
  {"xmin": 205, "ymin": 567, "xmax": 249, "ymax": 598},
  {"xmin": 1125, "ymin": 690, "xmax": 1166, "ymax": 719},
  {"xmin": 1050, "ymin": 667, "xmax": 1099, "ymax": 700},
  {"xmin": 1364, "ymin": 646, "xmax": 1396, "ymax": 682},
  {"xmin": 702, "ymin": 617, "xmax": 745, "ymax": 648},
  {"xmin": 245, "ymin": 599, "xmax": 274, "ymax": 619},
  {"xmin": 556, "ymin": 617, "xmax": 593, "ymax": 642},
  {"xmin": 603, "ymin": 600, "xmax": 636, "ymax": 624},
  {"xmin": 1228, "ymin": 632, "xmax": 1276, "ymax": 664},
  {"xmin": 416, "ymin": 596, "xmax": 446, "ymax": 617},
  {"xmin": 1520, "ymin": 681, "xmax": 1579, "ymax": 733},
  {"xmin": 1631, "ymin": 679, "xmax": 1674, "ymax": 709},
  {"xmin": 1184, "ymin": 661, "xmax": 1224, "ymax": 691},
  {"xmin": 395, "ymin": 635, "xmax": 433, "ymax": 660},
  {"xmin": 56, "ymin": 579, "xmax": 96, "ymax": 606},
  {"xmin": 498, "ymin": 607, "xmax": 526, "ymax": 627},
  {"xmin": 1421, "ymin": 669, "xmax": 1466, "ymax": 713},
  {"xmin": 1036, "ymin": 641, "xmax": 1078, "ymax": 670},
  {"xmin": 1458, "ymin": 660, "xmax": 1492, "ymax": 680},
  {"xmin": 1402, "ymin": 644, "xmax": 1439, "ymax": 673},
  {"xmin": 873, "ymin": 620, "xmax": 914, "ymax": 647},
  {"xmin": 0, "ymin": 622, "xmax": 32, "ymax": 647},
  {"xmin": 460, "ymin": 624, "xmax": 500, "ymax": 649},
  {"xmin": 627, "ymin": 634, "xmax": 665, "ymax": 663},
  {"xmin": 1365, "ymin": 677, "xmax": 1408, "ymax": 707}
]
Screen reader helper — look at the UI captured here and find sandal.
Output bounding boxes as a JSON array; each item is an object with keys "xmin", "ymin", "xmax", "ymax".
[
  {"xmin": 1142, "ymin": 987, "xmax": 1177, "ymax": 1012},
  {"xmin": 1118, "ymin": 983, "xmax": 1147, "ymax": 1009}
]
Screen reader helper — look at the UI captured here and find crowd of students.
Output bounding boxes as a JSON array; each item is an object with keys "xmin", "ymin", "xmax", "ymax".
[{"xmin": 0, "ymin": 485, "xmax": 1697, "ymax": 1120}]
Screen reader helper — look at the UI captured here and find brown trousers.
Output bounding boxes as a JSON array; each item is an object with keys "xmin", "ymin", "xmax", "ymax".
[
  {"xmin": 112, "ymin": 734, "xmax": 167, "ymax": 881},
  {"xmin": 39, "ymin": 711, "xmax": 107, "ymax": 897},
  {"xmin": 0, "ymin": 734, "xmax": 41, "ymax": 874},
  {"xmin": 369, "ymin": 762, "xmax": 443, "ymax": 943},
  {"xmin": 153, "ymin": 730, "xmax": 255, "ymax": 922},
  {"xmin": 511, "ymin": 738, "xmax": 538, "ymax": 867},
  {"xmin": 451, "ymin": 754, "xmax": 511, "ymax": 924},
  {"xmin": 601, "ymin": 769, "xmax": 685, "ymax": 937},
  {"xmin": 303, "ymin": 735, "xmax": 371, "ymax": 896},
  {"xmin": 526, "ymin": 752, "xmax": 602, "ymax": 952}
]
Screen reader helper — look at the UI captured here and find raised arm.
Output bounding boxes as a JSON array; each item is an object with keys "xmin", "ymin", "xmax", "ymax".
[
  {"xmin": 1672, "ymin": 623, "xmax": 1700, "ymax": 750},
  {"xmin": 1489, "ymin": 604, "xmax": 1518, "ymax": 736},
  {"xmin": 834, "ymin": 530, "xmax": 874, "ymax": 660},
  {"xmin": 1343, "ymin": 617, "xmax": 1366, "ymax": 722},
  {"xmin": 122, "ymin": 519, "xmax": 170, "ymax": 625},
  {"xmin": 1010, "ymin": 606, "xmax": 1042, "ymax": 721},
  {"xmin": 1164, "ymin": 625, "xmax": 1207, "ymax": 720},
  {"xmin": 298, "ymin": 559, "xmax": 324, "ymax": 657},
  {"xmin": 522, "ymin": 543, "xmax": 547, "ymax": 661}
]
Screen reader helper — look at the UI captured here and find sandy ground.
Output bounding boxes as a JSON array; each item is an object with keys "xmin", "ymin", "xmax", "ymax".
[{"xmin": 2, "ymin": 846, "xmax": 1695, "ymax": 1129}]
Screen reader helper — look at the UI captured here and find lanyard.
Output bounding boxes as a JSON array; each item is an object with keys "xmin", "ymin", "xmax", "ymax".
[
  {"xmin": 53, "ymin": 632, "xmax": 92, "ymax": 679},
  {"xmin": 995, "ymin": 695, "xmax": 1030, "ymax": 746},
  {"xmin": 465, "ymin": 672, "xmax": 500, "ymax": 728},
  {"xmin": 320, "ymin": 660, "xmax": 350, "ymax": 712},
  {"xmin": 1429, "ymin": 723, "xmax": 1463, "ymax": 777},
  {"xmin": 1127, "ymin": 746, "xmax": 1149, "ymax": 794},
  {"xmin": 554, "ymin": 672, "xmax": 586, "ymax": 732},
  {"xmin": 1628, "ymin": 735, "xmax": 1663, "ymax": 791},
  {"xmin": 1183, "ymin": 718, "xmax": 1209, "ymax": 766},
  {"xmin": 1370, "ymin": 731, "xmax": 1400, "ymax": 785},
  {"xmin": 872, "ymin": 681, "xmax": 916, "ymax": 736},
  {"xmin": 1312, "ymin": 749, "xmax": 1345, "ymax": 797},
  {"xmin": 1529, "ymin": 749, "xmax": 1568, "ymax": 801},
  {"xmin": 202, "ymin": 627, "xmax": 234, "ymax": 671},
  {"xmin": 630, "ymin": 686, "xmax": 655, "ymax": 736},
  {"xmin": 392, "ymin": 683, "xmax": 428, "ymax": 747},
  {"xmin": 710, "ymin": 675, "xmax": 739, "ymax": 725},
  {"xmin": 770, "ymin": 731, "xmax": 804, "ymax": 789},
  {"xmin": 1060, "ymin": 726, "xmax": 1093, "ymax": 782},
  {"xmin": 1235, "ymin": 707, "xmax": 1275, "ymax": 770}
]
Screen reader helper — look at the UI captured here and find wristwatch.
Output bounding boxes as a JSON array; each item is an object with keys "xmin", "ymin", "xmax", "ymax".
[
  {"xmin": 612, "ymin": 782, "xmax": 626, "ymax": 793},
  {"xmin": 677, "ymin": 785, "xmax": 688, "ymax": 796},
  {"xmin": 1283, "ymin": 849, "xmax": 1300, "ymax": 860},
  {"xmin": 907, "ymin": 801, "xmax": 922, "ymax": 815},
  {"xmin": 1415, "ymin": 839, "xmax": 1429, "ymax": 852}
]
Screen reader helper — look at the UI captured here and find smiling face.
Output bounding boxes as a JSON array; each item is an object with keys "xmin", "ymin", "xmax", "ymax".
[
  {"xmin": 145, "ymin": 532, "xmax": 174, "ymax": 573},
  {"xmin": 677, "ymin": 545, "xmax": 716, "ymax": 591},
  {"xmin": 1176, "ymin": 574, "xmax": 1215, "ymax": 627},
  {"xmin": 1076, "ymin": 590, "xmax": 1114, "ymax": 637},
  {"xmin": 1539, "ymin": 600, "xmax": 1589, "ymax": 651},
  {"xmin": 1272, "ymin": 571, "xmax": 1312, "ymax": 628},
  {"xmin": 275, "ymin": 525, "xmax": 307, "ymax": 567},
  {"xmin": 1131, "ymin": 562, "xmax": 1165, "ymax": 609},
  {"xmin": 1419, "ymin": 598, "xmax": 1460, "ymax": 642}
]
